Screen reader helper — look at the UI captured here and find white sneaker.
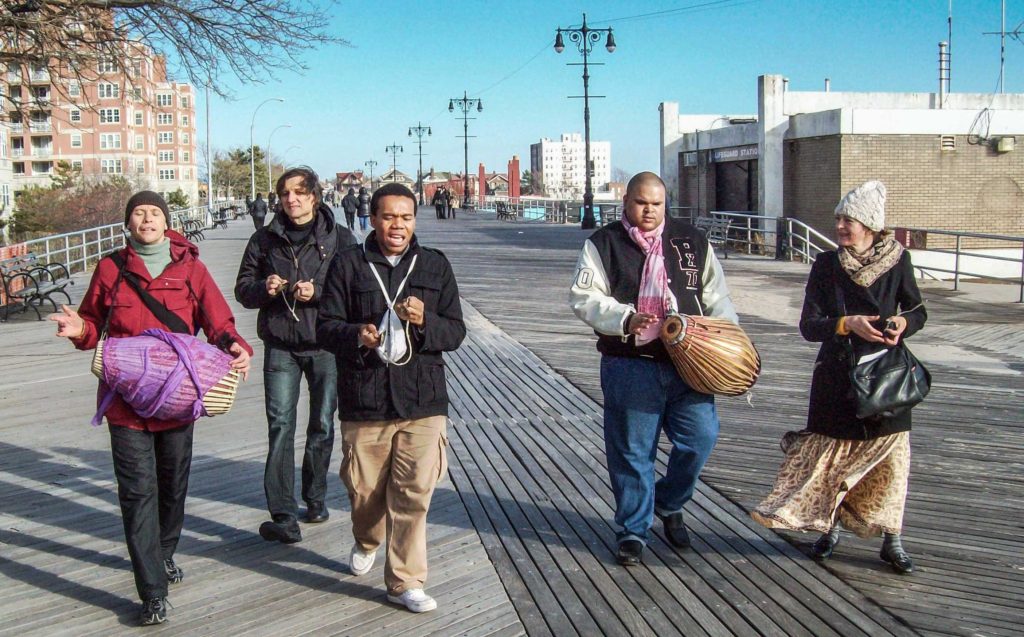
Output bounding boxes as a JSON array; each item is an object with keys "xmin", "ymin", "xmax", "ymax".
[
  {"xmin": 349, "ymin": 545, "xmax": 376, "ymax": 576},
  {"xmin": 386, "ymin": 588, "xmax": 437, "ymax": 613}
]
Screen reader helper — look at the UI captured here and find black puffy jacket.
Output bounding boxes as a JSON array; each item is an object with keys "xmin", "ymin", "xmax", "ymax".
[
  {"xmin": 235, "ymin": 204, "xmax": 356, "ymax": 351},
  {"xmin": 317, "ymin": 234, "xmax": 466, "ymax": 421}
]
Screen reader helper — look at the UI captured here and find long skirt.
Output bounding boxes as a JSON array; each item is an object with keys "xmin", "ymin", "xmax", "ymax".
[{"xmin": 750, "ymin": 431, "xmax": 910, "ymax": 537}]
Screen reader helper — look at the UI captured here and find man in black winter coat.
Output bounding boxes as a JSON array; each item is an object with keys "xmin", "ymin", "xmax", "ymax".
[
  {"xmin": 235, "ymin": 167, "xmax": 357, "ymax": 543},
  {"xmin": 317, "ymin": 182, "xmax": 465, "ymax": 613},
  {"xmin": 341, "ymin": 187, "xmax": 358, "ymax": 231},
  {"xmin": 251, "ymin": 192, "xmax": 269, "ymax": 231}
]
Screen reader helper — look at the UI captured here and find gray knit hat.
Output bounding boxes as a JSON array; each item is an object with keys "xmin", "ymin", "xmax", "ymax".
[
  {"xmin": 124, "ymin": 190, "xmax": 169, "ymax": 226},
  {"xmin": 834, "ymin": 181, "xmax": 886, "ymax": 231}
]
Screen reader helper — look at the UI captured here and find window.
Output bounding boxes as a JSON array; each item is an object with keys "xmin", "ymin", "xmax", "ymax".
[
  {"xmin": 70, "ymin": 109, "xmax": 81, "ymax": 123},
  {"xmin": 157, "ymin": 94, "xmax": 173, "ymax": 107},
  {"xmin": 135, "ymin": 135, "xmax": 144, "ymax": 150},
  {"xmin": 158, "ymin": 132, "xmax": 173, "ymax": 144},
  {"xmin": 157, "ymin": 113, "xmax": 173, "ymax": 126},
  {"xmin": 1, "ymin": 184, "xmax": 9, "ymax": 209},
  {"xmin": 97, "ymin": 59, "xmax": 116, "ymax": 73},
  {"xmin": 134, "ymin": 112, "xmax": 143, "ymax": 126},
  {"xmin": 159, "ymin": 169, "xmax": 175, "ymax": 180},
  {"xmin": 13, "ymin": 162, "xmax": 25, "ymax": 175},
  {"xmin": 98, "ymin": 82, "xmax": 119, "ymax": 98},
  {"xmin": 158, "ymin": 150, "xmax": 174, "ymax": 163},
  {"xmin": 32, "ymin": 161, "xmax": 53, "ymax": 174},
  {"xmin": 184, "ymin": 168, "xmax": 192, "ymax": 179},
  {"xmin": 180, "ymin": 115, "xmax": 189, "ymax": 127},
  {"xmin": 132, "ymin": 88, "xmax": 142, "ymax": 101},
  {"xmin": 70, "ymin": 133, "xmax": 82, "ymax": 148},
  {"xmin": 181, "ymin": 151, "xmax": 190, "ymax": 163},
  {"xmin": 136, "ymin": 160, "xmax": 145, "ymax": 174},
  {"xmin": 132, "ymin": 60, "xmax": 143, "ymax": 78},
  {"xmin": 99, "ymin": 133, "xmax": 121, "ymax": 150},
  {"xmin": 99, "ymin": 108, "xmax": 120, "ymax": 123},
  {"xmin": 101, "ymin": 159, "xmax": 123, "ymax": 174},
  {"xmin": 181, "ymin": 133, "xmax": 190, "ymax": 145},
  {"xmin": 180, "ymin": 96, "xmax": 190, "ymax": 109},
  {"xmin": 71, "ymin": 160, "xmax": 83, "ymax": 170}
]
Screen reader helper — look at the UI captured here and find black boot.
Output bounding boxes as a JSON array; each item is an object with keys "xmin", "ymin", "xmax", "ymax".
[
  {"xmin": 811, "ymin": 525, "xmax": 840, "ymax": 560},
  {"xmin": 880, "ymin": 533, "xmax": 914, "ymax": 575}
]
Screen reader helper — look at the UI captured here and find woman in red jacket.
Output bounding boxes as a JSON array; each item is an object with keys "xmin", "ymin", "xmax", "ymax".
[{"xmin": 50, "ymin": 191, "xmax": 252, "ymax": 626}]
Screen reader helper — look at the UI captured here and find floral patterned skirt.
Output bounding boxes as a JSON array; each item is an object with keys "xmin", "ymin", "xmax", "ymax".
[{"xmin": 751, "ymin": 431, "xmax": 910, "ymax": 537}]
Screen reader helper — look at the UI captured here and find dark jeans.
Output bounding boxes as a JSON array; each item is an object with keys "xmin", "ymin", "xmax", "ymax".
[
  {"xmin": 109, "ymin": 422, "xmax": 194, "ymax": 601},
  {"xmin": 600, "ymin": 355, "xmax": 719, "ymax": 544},
  {"xmin": 252, "ymin": 214, "xmax": 266, "ymax": 232},
  {"xmin": 344, "ymin": 211, "xmax": 356, "ymax": 231},
  {"xmin": 434, "ymin": 204, "xmax": 444, "ymax": 219},
  {"xmin": 264, "ymin": 347, "xmax": 338, "ymax": 520}
]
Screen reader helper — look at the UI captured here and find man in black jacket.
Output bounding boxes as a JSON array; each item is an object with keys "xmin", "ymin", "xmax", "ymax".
[
  {"xmin": 235, "ymin": 167, "xmax": 356, "ymax": 543},
  {"xmin": 317, "ymin": 182, "xmax": 465, "ymax": 613},
  {"xmin": 250, "ymin": 192, "xmax": 269, "ymax": 231}
]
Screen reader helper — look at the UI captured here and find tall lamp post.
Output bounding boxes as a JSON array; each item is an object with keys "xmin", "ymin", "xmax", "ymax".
[
  {"xmin": 385, "ymin": 143, "xmax": 404, "ymax": 182},
  {"xmin": 250, "ymin": 97, "xmax": 284, "ymax": 199},
  {"xmin": 364, "ymin": 160, "xmax": 377, "ymax": 190},
  {"xmin": 266, "ymin": 123, "xmax": 292, "ymax": 192},
  {"xmin": 408, "ymin": 122, "xmax": 431, "ymax": 205},
  {"xmin": 555, "ymin": 13, "xmax": 615, "ymax": 230},
  {"xmin": 448, "ymin": 91, "xmax": 482, "ymax": 210}
]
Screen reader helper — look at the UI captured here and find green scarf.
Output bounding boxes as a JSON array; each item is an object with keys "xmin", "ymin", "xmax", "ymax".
[{"xmin": 129, "ymin": 237, "xmax": 173, "ymax": 279}]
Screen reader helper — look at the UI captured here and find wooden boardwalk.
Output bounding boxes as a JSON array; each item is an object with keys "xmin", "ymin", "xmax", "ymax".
[{"xmin": 0, "ymin": 210, "xmax": 1020, "ymax": 636}]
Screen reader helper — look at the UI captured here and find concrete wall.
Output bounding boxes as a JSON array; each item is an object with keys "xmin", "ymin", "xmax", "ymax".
[{"xmin": 784, "ymin": 136, "xmax": 841, "ymax": 234}]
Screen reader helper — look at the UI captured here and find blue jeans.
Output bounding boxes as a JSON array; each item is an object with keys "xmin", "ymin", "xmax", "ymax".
[
  {"xmin": 264, "ymin": 347, "xmax": 338, "ymax": 520},
  {"xmin": 358, "ymin": 216, "xmax": 369, "ymax": 231},
  {"xmin": 600, "ymin": 355, "xmax": 719, "ymax": 544}
]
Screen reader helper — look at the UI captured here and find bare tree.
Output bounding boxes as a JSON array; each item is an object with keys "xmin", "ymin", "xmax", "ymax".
[
  {"xmin": 611, "ymin": 167, "xmax": 631, "ymax": 183},
  {"xmin": 1, "ymin": 1, "xmax": 346, "ymax": 114}
]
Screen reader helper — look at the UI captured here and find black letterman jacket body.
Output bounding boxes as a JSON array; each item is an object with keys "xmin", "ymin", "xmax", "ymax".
[
  {"xmin": 569, "ymin": 217, "xmax": 739, "ymax": 361},
  {"xmin": 235, "ymin": 203, "xmax": 356, "ymax": 352}
]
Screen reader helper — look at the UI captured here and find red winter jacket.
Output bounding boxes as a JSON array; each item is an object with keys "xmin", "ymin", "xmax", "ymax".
[{"xmin": 73, "ymin": 230, "xmax": 253, "ymax": 431}]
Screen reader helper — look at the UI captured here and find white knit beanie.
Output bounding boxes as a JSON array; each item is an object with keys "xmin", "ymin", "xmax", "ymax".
[{"xmin": 834, "ymin": 181, "xmax": 886, "ymax": 231}]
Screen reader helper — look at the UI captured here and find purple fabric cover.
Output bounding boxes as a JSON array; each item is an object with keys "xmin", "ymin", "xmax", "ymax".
[{"xmin": 92, "ymin": 329, "xmax": 233, "ymax": 425}]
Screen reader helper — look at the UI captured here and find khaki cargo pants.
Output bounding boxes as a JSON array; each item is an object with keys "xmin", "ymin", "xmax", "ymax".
[{"xmin": 339, "ymin": 415, "xmax": 448, "ymax": 594}]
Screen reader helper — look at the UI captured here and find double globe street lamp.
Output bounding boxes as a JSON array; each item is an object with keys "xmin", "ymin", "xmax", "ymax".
[
  {"xmin": 449, "ymin": 92, "xmax": 482, "ymax": 210},
  {"xmin": 408, "ymin": 123, "xmax": 432, "ymax": 205},
  {"xmin": 249, "ymin": 97, "xmax": 284, "ymax": 199},
  {"xmin": 554, "ymin": 13, "xmax": 615, "ymax": 230}
]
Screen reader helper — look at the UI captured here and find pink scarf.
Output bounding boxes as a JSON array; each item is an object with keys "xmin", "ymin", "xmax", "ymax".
[{"xmin": 622, "ymin": 216, "xmax": 670, "ymax": 345}]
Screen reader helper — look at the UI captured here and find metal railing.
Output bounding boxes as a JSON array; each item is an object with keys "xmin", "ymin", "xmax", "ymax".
[
  {"xmin": 477, "ymin": 195, "xmax": 622, "ymax": 225},
  {"xmin": 897, "ymin": 227, "xmax": 1024, "ymax": 302}
]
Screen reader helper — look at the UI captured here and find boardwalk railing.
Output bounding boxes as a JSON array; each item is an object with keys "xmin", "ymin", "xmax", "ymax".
[
  {"xmin": 9, "ymin": 200, "xmax": 244, "ymax": 276},
  {"xmin": 479, "ymin": 195, "xmax": 622, "ymax": 225}
]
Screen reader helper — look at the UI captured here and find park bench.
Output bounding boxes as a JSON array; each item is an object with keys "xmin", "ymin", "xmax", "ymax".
[
  {"xmin": 0, "ymin": 253, "xmax": 73, "ymax": 321},
  {"xmin": 182, "ymin": 219, "xmax": 206, "ymax": 242},
  {"xmin": 211, "ymin": 209, "xmax": 229, "ymax": 229},
  {"xmin": 695, "ymin": 214, "xmax": 732, "ymax": 259},
  {"xmin": 496, "ymin": 201, "xmax": 517, "ymax": 221}
]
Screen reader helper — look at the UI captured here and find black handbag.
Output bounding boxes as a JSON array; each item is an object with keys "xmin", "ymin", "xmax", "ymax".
[{"xmin": 834, "ymin": 281, "xmax": 931, "ymax": 420}]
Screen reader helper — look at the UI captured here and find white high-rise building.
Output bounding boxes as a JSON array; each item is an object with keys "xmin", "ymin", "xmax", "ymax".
[{"xmin": 530, "ymin": 133, "xmax": 611, "ymax": 198}]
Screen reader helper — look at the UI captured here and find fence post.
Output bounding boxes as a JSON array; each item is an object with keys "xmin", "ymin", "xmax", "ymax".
[
  {"xmin": 1018, "ymin": 240, "xmax": 1023, "ymax": 303},
  {"xmin": 775, "ymin": 217, "xmax": 789, "ymax": 261},
  {"xmin": 953, "ymin": 235, "xmax": 961, "ymax": 291}
]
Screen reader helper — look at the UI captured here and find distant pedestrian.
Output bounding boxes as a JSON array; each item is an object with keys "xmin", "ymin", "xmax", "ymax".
[
  {"xmin": 268, "ymin": 192, "xmax": 278, "ymax": 214},
  {"xmin": 357, "ymin": 186, "xmax": 371, "ymax": 232},
  {"xmin": 431, "ymin": 187, "xmax": 445, "ymax": 220},
  {"xmin": 245, "ymin": 194, "xmax": 253, "ymax": 217},
  {"xmin": 341, "ymin": 187, "xmax": 358, "ymax": 231},
  {"xmin": 751, "ymin": 181, "xmax": 926, "ymax": 576},
  {"xmin": 445, "ymin": 189, "xmax": 455, "ymax": 220},
  {"xmin": 251, "ymin": 193, "xmax": 269, "ymax": 231}
]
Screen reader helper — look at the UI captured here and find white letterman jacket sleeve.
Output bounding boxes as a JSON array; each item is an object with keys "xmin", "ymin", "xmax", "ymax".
[
  {"xmin": 569, "ymin": 239, "xmax": 634, "ymax": 336},
  {"xmin": 701, "ymin": 244, "xmax": 740, "ymax": 325}
]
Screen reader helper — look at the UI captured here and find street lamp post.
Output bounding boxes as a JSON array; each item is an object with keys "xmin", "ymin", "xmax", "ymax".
[
  {"xmin": 555, "ymin": 13, "xmax": 615, "ymax": 230},
  {"xmin": 385, "ymin": 143, "xmax": 404, "ymax": 182},
  {"xmin": 364, "ymin": 160, "xmax": 377, "ymax": 190},
  {"xmin": 266, "ymin": 123, "xmax": 292, "ymax": 192},
  {"xmin": 249, "ymin": 97, "xmax": 284, "ymax": 199},
  {"xmin": 408, "ymin": 123, "xmax": 431, "ymax": 205},
  {"xmin": 448, "ymin": 91, "xmax": 482, "ymax": 210}
]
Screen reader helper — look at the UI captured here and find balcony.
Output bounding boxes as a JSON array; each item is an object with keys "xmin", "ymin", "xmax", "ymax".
[
  {"xmin": 6, "ymin": 72, "xmax": 21, "ymax": 84},
  {"xmin": 31, "ymin": 148, "xmax": 53, "ymax": 159},
  {"xmin": 29, "ymin": 122, "xmax": 52, "ymax": 132},
  {"xmin": 29, "ymin": 70, "xmax": 50, "ymax": 84},
  {"xmin": 9, "ymin": 123, "xmax": 24, "ymax": 133},
  {"xmin": 12, "ymin": 148, "xmax": 24, "ymax": 157}
]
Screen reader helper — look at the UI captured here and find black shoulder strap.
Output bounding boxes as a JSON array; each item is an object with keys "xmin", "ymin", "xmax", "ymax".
[{"xmin": 110, "ymin": 251, "xmax": 192, "ymax": 335}]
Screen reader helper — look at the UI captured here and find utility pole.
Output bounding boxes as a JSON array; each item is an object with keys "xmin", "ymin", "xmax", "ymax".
[
  {"xmin": 408, "ymin": 123, "xmax": 432, "ymax": 205},
  {"xmin": 364, "ymin": 160, "xmax": 377, "ymax": 190},
  {"xmin": 385, "ymin": 143, "xmax": 403, "ymax": 182},
  {"xmin": 449, "ymin": 91, "xmax": 483, "ymax": 210}
]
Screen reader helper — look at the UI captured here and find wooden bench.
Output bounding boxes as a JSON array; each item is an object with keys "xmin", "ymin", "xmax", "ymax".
[
  {"xmin": 496, "ymin": 201, "xmax": 517, "ymax": 221},
  {"xmin": 0, "ymin": 253, "xmax": 73, "ymax": 321},
  {"xmin": 694, "ymin": 215, "xmax": 732, "ymax": 259}
]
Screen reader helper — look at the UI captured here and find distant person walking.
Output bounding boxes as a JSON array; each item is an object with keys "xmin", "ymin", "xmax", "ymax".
[
  {"xmin": 431, "ymin": 187, "xmax": 446, "ymax": 220},
  {"xmin": 751, "ymin": 181, "xmax": 927, "ymax": 575},
  {"xmin": 444, "ymin": 188, "xmax": 455, "ymax": 219},
  {"xmin": 357, "ymin": 186, "xmax": 371, "ymax": 232},
  {"xmin": 251, "ymin": 193, "xmax": 269, "ymax": 232},
  {"xmin": 341, "ymin": 187, "xmax": 358, "ymax": 232}
]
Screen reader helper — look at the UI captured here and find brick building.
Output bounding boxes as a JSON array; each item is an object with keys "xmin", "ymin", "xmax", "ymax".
[
  {"xmin": 660, "ymin": 74, "xmax": 1024, "ymax": 243},
  {"xmin": 2, "ymin": 48, "xmax": 198, "ymax": 220}
]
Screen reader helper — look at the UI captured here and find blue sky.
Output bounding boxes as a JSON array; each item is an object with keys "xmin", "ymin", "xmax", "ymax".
[{"xmin": 195, "ymin": 0, "xmax": 1022, "ymax": 182}]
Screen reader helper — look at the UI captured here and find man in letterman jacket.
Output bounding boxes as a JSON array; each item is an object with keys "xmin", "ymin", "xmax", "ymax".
[{"xmin": 569, "ymin": 172, "xmax": 739, "ymax": 566}]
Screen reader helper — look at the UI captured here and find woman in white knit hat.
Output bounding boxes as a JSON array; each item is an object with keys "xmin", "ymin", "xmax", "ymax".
[{"xmin": 751, "ymin": 180, "xmax": 927, "ymax": 575}]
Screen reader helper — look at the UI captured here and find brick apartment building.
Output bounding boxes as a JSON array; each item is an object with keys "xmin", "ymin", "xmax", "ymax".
[
  {"xmin": 1, "ymin": 48, "xmax": 198, "ymax": 223},
  {"xmin": 660, "ymin": 74, "xmax": 1024, "ymax": 244}
]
